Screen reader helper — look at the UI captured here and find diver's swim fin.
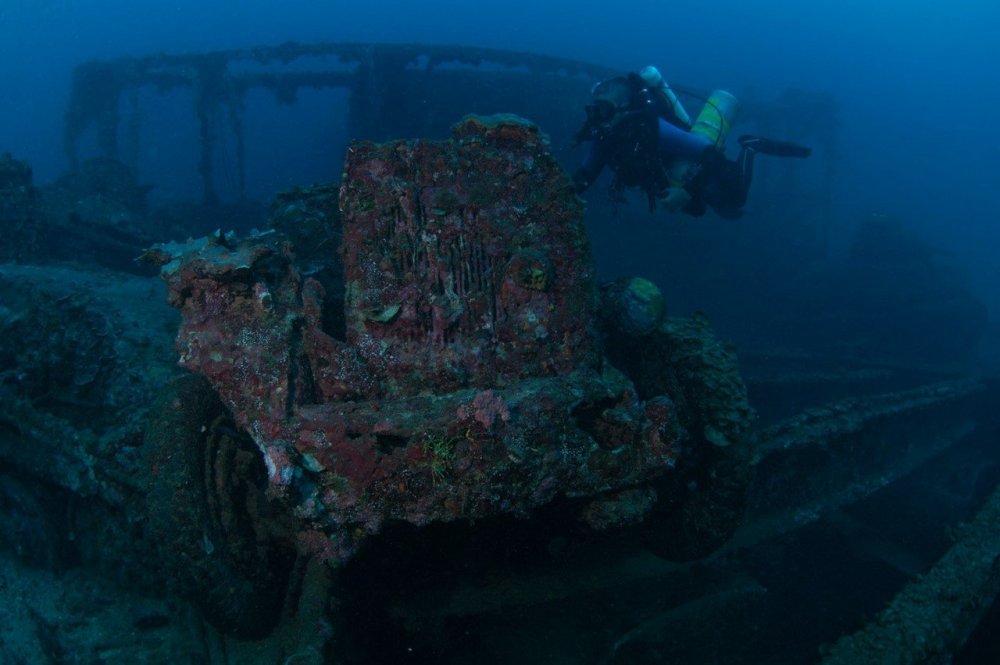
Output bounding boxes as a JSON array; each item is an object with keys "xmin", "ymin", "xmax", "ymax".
[{"xmin": 738, "ymin": 135, "xmax": 811, "ymax": 158}]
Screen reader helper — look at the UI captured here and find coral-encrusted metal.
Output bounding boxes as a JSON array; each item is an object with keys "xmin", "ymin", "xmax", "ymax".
[
  {"xmin": 337, "ymin": 115, "xmax": 597, "ymax": 396},
  {"xmin": 152, "ymin": 116, "xmax": 680, "ymax": 564}
]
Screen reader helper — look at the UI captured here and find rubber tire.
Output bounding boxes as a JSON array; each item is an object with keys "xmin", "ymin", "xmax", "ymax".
[{"xmin": 144, "ymin": 373, "xmax": 293, "ymax": 639}]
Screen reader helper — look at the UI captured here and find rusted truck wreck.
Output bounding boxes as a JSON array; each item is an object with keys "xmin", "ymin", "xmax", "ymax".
[{"xmin": 142, "ymin": 114, "xmax": 754, "ymax": 636}]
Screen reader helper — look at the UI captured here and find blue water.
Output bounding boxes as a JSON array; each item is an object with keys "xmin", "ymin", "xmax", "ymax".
[{"xmin": 2, "ymin": 0, "xmax": 997, "ymax": 314}]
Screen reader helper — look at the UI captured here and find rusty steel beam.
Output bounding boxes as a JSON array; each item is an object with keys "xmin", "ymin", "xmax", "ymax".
[
  {"xmin": 821, "ymin": 475, "xmax": 1000, "ymax": 663},
  {"xmin": 723, "ymin": 379, "xmax": 986, "ymax": 553}
]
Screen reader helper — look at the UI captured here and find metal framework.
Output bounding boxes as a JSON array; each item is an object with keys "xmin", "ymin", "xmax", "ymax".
[{"xmin": 63, "ymin": 42, "xmax": 616, "ymax": 204}]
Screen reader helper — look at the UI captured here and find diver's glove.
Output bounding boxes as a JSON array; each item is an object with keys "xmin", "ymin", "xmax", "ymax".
[{"xmin": 658, "ymin": 186, "xmax": 692, "ymax": 212}]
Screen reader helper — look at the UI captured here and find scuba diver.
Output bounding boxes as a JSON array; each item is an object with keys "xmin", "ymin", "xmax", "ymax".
[{"xmin": 572, "ymin": 66, "xmax": 811, "ymax": 218}]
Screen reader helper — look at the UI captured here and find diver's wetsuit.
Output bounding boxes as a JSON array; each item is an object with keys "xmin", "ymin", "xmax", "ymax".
[
  {"xmin": 574, "ymin": 116, "xmax": 712, "ymax": 193},
  {"xmin": 681, "ymin": 141, "xmax": 758, "ymax": 218},
  {"xmin": 574, "ymin": 115, "xmax": 806, "ymax": 217},
  {"xmin": 684, "ymin": 136, "xmax": 812, "ymax": 217}
]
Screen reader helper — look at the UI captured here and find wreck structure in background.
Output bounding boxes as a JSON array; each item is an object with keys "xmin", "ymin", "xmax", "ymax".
[{"xmin": 63, "ymin": 42, "xmax": 615, "ymax": 205}]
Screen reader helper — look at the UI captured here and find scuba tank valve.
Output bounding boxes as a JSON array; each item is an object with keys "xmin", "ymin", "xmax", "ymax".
[{"xmin": 639, "ymin": 65, "xmax": 692, "ymax": 128}]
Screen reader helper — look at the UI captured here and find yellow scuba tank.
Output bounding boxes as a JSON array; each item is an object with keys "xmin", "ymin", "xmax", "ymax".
[
  {"xmin": 690, "ymin": 90, "xmax": 740, "ymax": 148},
  {"xmin": 665, "ymin": 89, "xmax": 741, "ymax": 192}
]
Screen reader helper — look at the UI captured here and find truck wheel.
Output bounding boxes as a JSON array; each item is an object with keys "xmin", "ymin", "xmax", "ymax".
[{"xmin": 144, "ymin": 373, "xmax": 294, "ymax": 639}]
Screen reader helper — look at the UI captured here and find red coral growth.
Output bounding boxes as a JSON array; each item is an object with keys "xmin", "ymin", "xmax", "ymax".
[{"xmin": 457, "ymin": 389, "xmax": 511, "ymax": 434}]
